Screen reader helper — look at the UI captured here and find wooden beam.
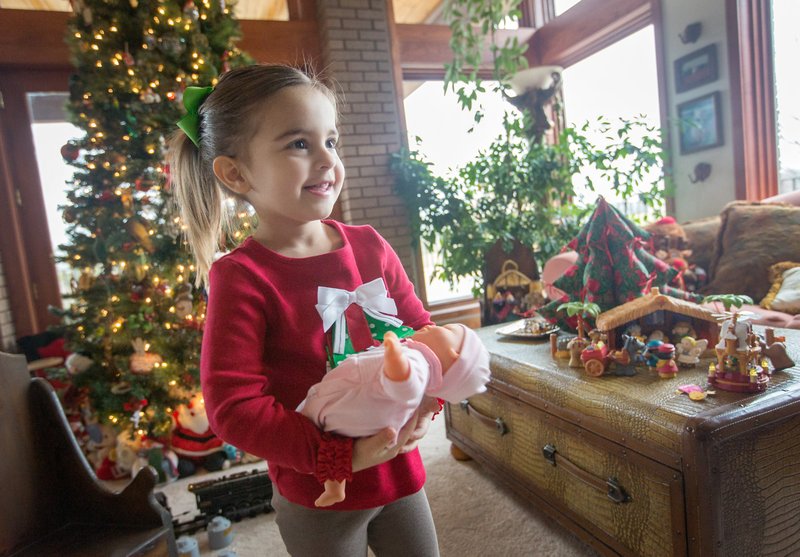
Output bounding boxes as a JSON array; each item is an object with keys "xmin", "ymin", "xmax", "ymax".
[
  {"xmin": 396, "ymin": 23, "xmax": 535, "ymax": 80},
  {"xmin": 0, "ymin": 9, "xmax": 322, "ymax": 69},
  {"xmin": 529, "ymin": 0, "xmax": 650, "ymax": 67},
  {"xmin": 239, "ymin": 20, "xmax": 322, "ymax": 65},
  {"xmin": 0, "ymin": 9, "xmax": 70, "ymax": 68}
]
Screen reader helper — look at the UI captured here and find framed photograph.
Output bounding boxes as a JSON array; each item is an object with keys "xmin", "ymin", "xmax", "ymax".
[
  {"xmin": 674, "ymin": 44, "xmax": 718, "ymax": 93},
  {"xmin": 677, "ymin": 92, "xmax": 723, "ymax": 154}
]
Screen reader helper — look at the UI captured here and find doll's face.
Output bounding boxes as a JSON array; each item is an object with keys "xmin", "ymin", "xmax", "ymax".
[{"xmin": 413, "ymin": 325, "xmax": 465, "ymax": 372}]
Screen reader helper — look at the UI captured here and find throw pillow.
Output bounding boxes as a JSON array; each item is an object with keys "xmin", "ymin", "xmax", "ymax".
[
  {"xmin": 705, "ymin": 201, "xmax": 800, "ymax": 301},
  {"xmin": 681, "ymin": 215, "xmax": 720, "ymax": 273},
  {"xmin": 760, "ymin": 262, "xmax": 800, "ymax": 314}
]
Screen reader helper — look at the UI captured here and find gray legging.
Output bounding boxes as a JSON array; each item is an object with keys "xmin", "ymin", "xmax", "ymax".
[{"xmin": 272, "ymin": 488, "xmax": 440, "ymax": 557}]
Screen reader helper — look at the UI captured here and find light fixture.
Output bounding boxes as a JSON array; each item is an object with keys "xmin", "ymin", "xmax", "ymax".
[{"xmin": 505, "ymin": 66, "xmax": 564, "ymax": 143}]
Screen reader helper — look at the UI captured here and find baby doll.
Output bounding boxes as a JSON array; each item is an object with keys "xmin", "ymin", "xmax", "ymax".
[{"xmin": 297, "ymin": 323, "xmax": 491, "ymax": 507}]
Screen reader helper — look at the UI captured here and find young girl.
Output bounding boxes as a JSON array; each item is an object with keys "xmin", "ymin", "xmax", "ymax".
[{"xmin": 168, "ymin": 64, "xmax": 441, "ymax": 556}]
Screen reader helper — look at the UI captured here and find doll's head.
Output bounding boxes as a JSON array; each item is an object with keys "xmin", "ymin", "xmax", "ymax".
[
  {"xmin": 411, "ymin": 324, "xmax": 465, "ymax": 373},
  {"xmin": 411, "ymin": 323, "xmax": 491, "ymax": 403}
]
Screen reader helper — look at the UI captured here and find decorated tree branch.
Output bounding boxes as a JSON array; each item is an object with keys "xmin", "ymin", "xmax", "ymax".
[{"xmin": 57, "ymin": 0, "xmax": 252, "ymax": 438}]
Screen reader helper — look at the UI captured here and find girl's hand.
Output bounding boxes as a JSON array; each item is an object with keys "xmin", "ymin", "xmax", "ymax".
[
  {"xmin": 398, "ymin": 396, "xmax": 440, "ymax": 454},
  {"xmin": 351, "ymin": 408, "xmax": 421, "ymax": 473}
]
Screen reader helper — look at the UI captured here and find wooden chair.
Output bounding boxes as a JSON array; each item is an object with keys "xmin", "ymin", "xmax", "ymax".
[{"xmin": 0, "ymin": 351, "xmax": 177, "ymax": 556}]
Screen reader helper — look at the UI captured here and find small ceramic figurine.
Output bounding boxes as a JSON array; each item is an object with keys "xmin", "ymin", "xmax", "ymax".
[
  {"xmin": 647, "ymin": 330, "xmax": 666, "ymax": 343},
  {"xmin": 655, "ymin": 343, "xmax": 679, "ymax": 379},
  {"xmin": 567, "ymin": 336, "xmax": 589, "ymax": 368},
  {"xmin": 676, "ymin": 336, "xmax": 708, "ymax": 368},
  {"xmin": 624, "ymin": 323, "xmax": 645, "ymax": 342},
  {"xmin": 671, "ymin": 320, "xmax": 697, "ymax": 345},
  {"xmin": 642, "ymin": 339, "xmax": 664, "ymax": 370}
]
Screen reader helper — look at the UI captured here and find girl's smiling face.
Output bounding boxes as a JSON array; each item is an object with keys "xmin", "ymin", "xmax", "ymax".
[{"xmin": 220, "ymin": 85, "xmax": 344, "ymax": 230}]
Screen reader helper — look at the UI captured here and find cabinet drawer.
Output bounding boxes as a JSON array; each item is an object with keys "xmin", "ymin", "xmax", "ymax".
[{"xmin": 446, "ymin": 387, "xmax": 686, "ymax": 557}]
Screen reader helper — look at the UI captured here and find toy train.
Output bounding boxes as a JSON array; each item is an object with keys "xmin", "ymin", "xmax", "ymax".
[{"xmin": 157, "ymin": 468, "xmax": 273, "ymax": 537}]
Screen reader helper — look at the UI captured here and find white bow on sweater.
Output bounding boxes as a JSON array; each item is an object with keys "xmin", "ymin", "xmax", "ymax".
[{"xmin": 316, "ymin": 278, "xmax": 403, "ymax": 354}]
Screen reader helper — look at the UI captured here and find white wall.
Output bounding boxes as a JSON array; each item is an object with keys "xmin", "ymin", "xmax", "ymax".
[{"xmin": 660, "ymin": 0, "xmax": 737, "ymax": 221}]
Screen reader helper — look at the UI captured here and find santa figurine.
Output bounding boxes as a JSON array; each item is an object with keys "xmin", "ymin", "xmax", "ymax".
[{"xmin": 170, "ymin": 393, "xmax": 229, "ymax": 477}]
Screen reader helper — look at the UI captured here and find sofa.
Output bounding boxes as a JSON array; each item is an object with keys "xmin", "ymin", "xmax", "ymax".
[
  {"xmin": 541, "ymin": 189, "xmax": 800, "ymax": 330},
  {"xmin": 682, "ymin": 188, "xmax": 800, "ymax": 329}
]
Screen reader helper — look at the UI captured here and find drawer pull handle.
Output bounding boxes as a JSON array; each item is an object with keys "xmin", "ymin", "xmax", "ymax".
[
  {"xmin": 459, "ymin": 400, "xmax": 509, "ymax": 436},
  {"xmin": 542, "ymin": 444, "xmax": 631, "ymax": 504}
]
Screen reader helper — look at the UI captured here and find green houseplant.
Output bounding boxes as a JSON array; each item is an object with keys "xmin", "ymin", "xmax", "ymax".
[{"xmin": 391, "ymin": 0, "xmax": 670, "ymax": 300}]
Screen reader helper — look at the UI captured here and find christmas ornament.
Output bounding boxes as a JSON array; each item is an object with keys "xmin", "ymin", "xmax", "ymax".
[
  {"xmin": 61, "ymin": 142, "xmax": 80, "ymax": 162},
  {"xmin": 183, "ymin": 0, "xmax": 200, "ymax": 21},
  {"xmin": 111, "ymin": 381, "xmax": 132, "ymax": 394},
  {"xmin": 77, "ymin": 268, "xmax": 94, "ymax": 290},
  {"xmin": 158, "ymin": 35, "xmax": 186, "ymax": 57},
  {"xmin": 126, "ymin": 217, "xmax": 155, "ymax": 253},
  {"xmin": 140, "ymin": 88, "xmax": 161, "ymax": 104},
  {"xmin": 65, "ymin": 352, "xmax": 93, "ymax": 375},
  {"xmin": 123, "ymin": 44, "xmax": 135, "ymax": 66},
  {"xmin": 130, "ymin": 338, "xmax": 162, "ymax": 374},
  {"xmin": 174, "ymin": 286, "xmax": 194, "ymax": 319},
  {"xmin": 62, "ymin": 207, "xmax": 77, "ymax": 223}
]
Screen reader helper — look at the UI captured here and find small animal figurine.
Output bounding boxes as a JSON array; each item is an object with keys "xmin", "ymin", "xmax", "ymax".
[
  {"xmin": 608, "ymin": 333, "xmax": 645, "ymax": 376},
  {"xmin": 676, "ymin": 336, "xmax": 708, "ymax": 368},
  {"xmin": 655, "ymin": 343, "xmax": 679, "ymax": 379}
]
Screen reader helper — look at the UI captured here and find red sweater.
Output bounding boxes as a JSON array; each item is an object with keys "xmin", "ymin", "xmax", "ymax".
[{"xmin": 201, "ymin": 221, "xmax": 432, "ymax": 509}]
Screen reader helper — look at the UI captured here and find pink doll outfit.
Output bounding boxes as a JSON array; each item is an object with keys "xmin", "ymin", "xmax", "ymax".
[{"xmin": 297, "ymin": 324, "xmax": 491, "ymax": 438}]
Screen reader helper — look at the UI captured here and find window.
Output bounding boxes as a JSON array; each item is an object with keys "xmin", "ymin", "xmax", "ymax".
[
  {"xmin": 561, "ymin": 25, "xmax": 662, "ymax": 217},
  {"xmin": 402, "ymin": 81, "xmax": 510, "ymax": 302},
  {"xmin": 553, "ymin": 0, "xmax": 583, "ymax": 17},
  {"xmin": 772, "ymin": 0, "xmax": 800, "ymax": 192},
  {"xmin": 27, "ymin": 93, "xmax": 83, "ymax": 298}
]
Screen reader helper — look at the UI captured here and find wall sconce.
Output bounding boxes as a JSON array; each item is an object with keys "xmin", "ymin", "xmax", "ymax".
[
  {"xmin": 679, "ymin": 22, "xmax": 702, "ymax": 44},
  {"xmin": 689, "ymin": 162, "xmax": 712, "ymax": 183},
  {"xmin": 505, "ymin": 66, "xmax": 563, "ymax": 144}
]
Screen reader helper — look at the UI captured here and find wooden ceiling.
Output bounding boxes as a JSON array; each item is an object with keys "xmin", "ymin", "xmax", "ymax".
[{"xmin": 0, "ymin": 0, "xmax": 443, "ymax": 23}]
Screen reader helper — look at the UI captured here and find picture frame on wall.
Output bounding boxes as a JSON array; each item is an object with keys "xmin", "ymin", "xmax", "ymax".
[
  {"xmin": 674, "ymin": 44, "xmax": 718, "ymax": 93},
  {"xmin": 677, "ymin": 91, "xmax": 723, "ymax": 154}
]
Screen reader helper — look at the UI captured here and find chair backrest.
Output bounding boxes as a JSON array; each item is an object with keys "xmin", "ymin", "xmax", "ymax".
[{"xmin": 0, "ymin": 351, "xmax": 46, "ymax": 552}]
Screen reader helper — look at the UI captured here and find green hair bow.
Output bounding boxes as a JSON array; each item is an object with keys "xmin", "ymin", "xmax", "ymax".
[{"xmin": 176, "ymin": 85, "xmax": 214, "ymax": 147}]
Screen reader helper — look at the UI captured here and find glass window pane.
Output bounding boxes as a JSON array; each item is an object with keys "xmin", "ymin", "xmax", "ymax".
[
  {"xmin": 561, "ymin": 25, "xmax": 662, "ymax": 217},
  {"xmin": 27, "ymin": 92, "xmax": 84, "ymax": 298},
  {"xmin": 402, "ymin": 81, "xmax": 509, "ymax": 302},
  {"xmin": 554, "ymin": 0, "xmax": 583, "ymax": 17},
  {"xmin": 772, "ymin": 0, "xmax": 800, "ymax": 193}
]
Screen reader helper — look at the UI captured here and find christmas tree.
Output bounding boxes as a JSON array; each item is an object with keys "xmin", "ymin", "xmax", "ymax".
[
  {"xmin": 58, "ymin": 0, "xmax": 251, "ymax": 439},
  {"xmin": 538, "ymin": 197, "xmax": 703, "ymax": 332}
]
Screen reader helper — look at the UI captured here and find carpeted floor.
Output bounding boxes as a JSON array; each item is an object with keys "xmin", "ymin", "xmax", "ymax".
[{"xmin": 155, "ymin": 416, "xmax": 599, "ymax": 556}]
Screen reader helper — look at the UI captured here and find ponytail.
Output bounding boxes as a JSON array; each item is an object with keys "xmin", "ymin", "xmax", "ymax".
[{"xmin": 167, "ymin": 130, "xmax": 233, "ymax": 288}]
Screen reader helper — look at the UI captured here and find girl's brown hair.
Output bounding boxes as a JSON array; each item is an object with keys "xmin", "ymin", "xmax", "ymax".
[{"xmin": 168, "ymin": 64, "xmax": 336, "ymax": 286}]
